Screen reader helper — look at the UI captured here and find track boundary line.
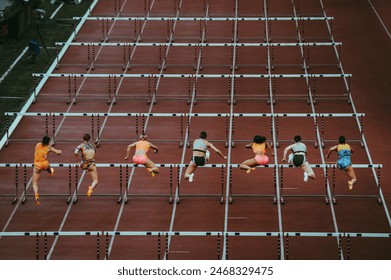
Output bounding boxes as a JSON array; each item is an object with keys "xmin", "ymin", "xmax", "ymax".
[{"xmin": 368, "ymin": 0, "xmax": 391, "ymax": 40}]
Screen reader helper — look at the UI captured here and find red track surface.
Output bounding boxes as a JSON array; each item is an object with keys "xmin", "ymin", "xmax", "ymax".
[{"xmin": 0, "ymin": 0, "xmax": 390, "ymax": 260}]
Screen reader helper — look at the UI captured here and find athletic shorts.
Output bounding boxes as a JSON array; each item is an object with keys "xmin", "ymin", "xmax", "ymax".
[
  {"xmin": 80, "ymin": 159, "xmax": 95, "ymax": 170},
  {"xmin": 193, "ymin": 156, "xmax": 206, "ymax": 167},
  {"xmin": 337, "ymin": 157, "xmax": 351, "ymax": 170},
  {"xmin": 255, "ymin": 154, "xmax": 269, "ymax": 165},
  {"xmin": 133, "ymin": 155, "xmax": 147, "ymax": 165},
  {"xmin": 292, "ymin": 155, "xmax": 305, "ymax": 167},
  {"xmin": 34, "ymin": 160, "xmax": 49, "ymax": 171}
]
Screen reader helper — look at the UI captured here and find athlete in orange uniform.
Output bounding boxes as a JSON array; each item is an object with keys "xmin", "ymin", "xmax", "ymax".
[
  {"xmin": 33, "ymin": 136, "xmax": 62, "ymax": 205},
  {"xmin": 326, "ymin": 136, "xmax": 357, "ymax": 190},
  {"xmin": 240, "ymin": 135, "xmax": 274, "ymax": 173},
  {"xmin": 74, "ymin": 134, "xmax": 98, "ymax": 196},
  {"xmin": 125, "ymin": 134, "xmax": 159, "ymax": 176}
]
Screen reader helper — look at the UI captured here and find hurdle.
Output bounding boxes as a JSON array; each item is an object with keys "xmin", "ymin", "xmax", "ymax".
[
  {"xmin": 1, "ymin": 230, "xmax": 389, "ymax": 260},
  {"xmin": 4, "ymin": 112, "xmax": 365, "ymax": 152},
  {"xmin": 228, "ymin": 164, "xmax": 278, "ymax": 204},
  {"xmin": 317, "ymin": 113, "xmax": 364, "ymax": 148},
  {"xmin": 54, "ymin": 42, "xmax": 341, "ymax": 73},
  {"xmin": 4, "ymin": 112, "xmax": 186, "ymax": 148},
  {"xmin": 19, "ymin": 164, "xmax": 73, "ymax": 205},
  {"xmin": 273, "ymin": 113, "xmax": 365, "ymax": 149},
  {"xmin": 73, "ymin": 16, "xmax": 333, "ymax": 43},
  {"xmin": 122, "ymin": 164, "xmax": 174, "ymax": 204},
  {"xmin": 175, "ymin": 164, "xmax": 225, "ymax": 204},
  {"xmin": 227, "ymin": 163, "xmax": 383, "ymax": 205},
  {"xmin": 0, "ymin": 164, "xmax": 19, "ymax": 204},
  {"xmin": 30, "ymin": 72, "xmax": 352, "ymax": 105},
  {"xmin": 329, "ymin": 164, "xmax": 383, "ymax": 205}
]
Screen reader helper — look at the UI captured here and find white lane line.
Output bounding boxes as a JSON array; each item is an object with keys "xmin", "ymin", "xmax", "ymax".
[{"xmin": 368, "ymin": 0, "xmax": 391, "ymax": 40}]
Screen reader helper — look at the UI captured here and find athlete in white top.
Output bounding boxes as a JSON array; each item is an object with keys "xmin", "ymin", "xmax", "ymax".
[
  {"xmin": 282, "ymin": 135, "xmax": 315, "ymax": 182},
  {"xmin": 184, "ymin": 131, "xmax": 227, "ymax": 183}
]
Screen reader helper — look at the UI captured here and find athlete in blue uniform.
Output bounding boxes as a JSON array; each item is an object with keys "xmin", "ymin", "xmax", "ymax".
[{"xmin": 326, "ymin": 136, "xmax": 357, "ymax": 190}]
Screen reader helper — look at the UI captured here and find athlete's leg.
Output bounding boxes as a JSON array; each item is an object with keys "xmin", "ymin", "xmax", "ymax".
[
  {"xmin": 345, "ymin": 166, "xmax": 357, "ymax": 190},
  {"xmin": 239, "ymin": 158, "xmax": 259, "ymax": 173},
  {"xmin": 301, "ymin": 162, "xmax": 315, "ymax": 181},
  {"xmin": 87, "ymin": 165, "xmax": 98, "ymax": 196},
  {"xmin": 32, "ymin": 167, "xmax": 42, "ymax": 204},
  {"xmin": 184, "ymin": 161, "xmax": 197, "ymax": 181},
  {"xmin": 145, "ymin": 159, "xmax": 159, "ymax": 176}
]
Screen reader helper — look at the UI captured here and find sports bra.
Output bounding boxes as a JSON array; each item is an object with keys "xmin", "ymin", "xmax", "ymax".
[{"xmin": 193, "ymin": 139, "xmax": 207, "ymax": 152}]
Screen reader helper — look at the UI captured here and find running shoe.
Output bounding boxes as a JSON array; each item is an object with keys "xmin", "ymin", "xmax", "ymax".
[
  {"xmin": 304, "ymin": 172, "xmax": 309, "ymax": 182},
  {"xmin": 50, "ymin": 168, "xmax": 55, "ymax": 176},
  {"xmin": 348, "ymin": 180, "xmax": 353, "ymax": 190},
  {"xmin": 246, "ymin": 168, "xmax": 256, "ymax": 174},
  {"xmin": 189, "ymin": 173, "xmax": 194, "ymax": 182},
  {"xmin": 148, "ymin": 168, "xmax": 155, "ymax": 177},
  {"xmin": 35, "ymin": 193, "xmax": 40, "ymax": 205},
  {"xmin": 87, "ymin": 186, "xmax": 93, "ymax": 197}
]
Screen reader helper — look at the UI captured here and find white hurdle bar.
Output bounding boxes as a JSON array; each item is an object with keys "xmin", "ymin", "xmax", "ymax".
[
  {"xmin": 73, "ymin": 16, "xmax": 334, "ymax": 21},
  {"xmin": 55, "ymin": 42, "xmax": 342, "ymax": 47},
  {"xmin": 5, "ymin": 112, "xmax": 365, "ymax": 117},
  {"xmin": 32, "ymin": 73, "xmax": 352, "ymax": 78},
  {"xmin": 0, "ymin": 230, "xmax": 389, "ymax": 260},
  {"xmin": 1, "ymin": 230, "xmax": 387, "ymax": 238}
]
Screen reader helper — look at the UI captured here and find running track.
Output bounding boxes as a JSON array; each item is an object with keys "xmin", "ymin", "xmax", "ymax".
[{"xmin": 0, "ymin": 0, "xmax": 390, "ymax": 260}]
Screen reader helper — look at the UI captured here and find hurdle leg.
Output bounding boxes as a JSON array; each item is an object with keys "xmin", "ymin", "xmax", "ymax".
[
  {"xmin": 324, "ymin": 166, "xmax": 329, "ymax": 205},
  {"xmin": 36, "ymin": 233, "xmax": 40, "ymax": 260},
  {"xmin": 314, "ymin": 115, "xmax": 318, "ymax": 148},
  {"xmin": 165, "ymin": 233, "xmax": 169, "ymax": 260},
  {"xmin": 179, "ymin": 115, "xmax": 184, "ymax": 148},
  {"xmin": 359, "ymin": 115, "xmax": 364, "ymax": 148},
  {"xmin": 321, "ymin": 115, "xmax": 325, "ymax": 148},
  {"xmin": 105, "ymin": 233, "xmax": 109, "ymax": 260},
  {"xmin": 124, "ymin": 164, "xmax": 129, "ymax": 204},
  {"xmin": 5, "ymin": 114, "xmax": 10, "ymax": 147},
  {"xmin": 280, "ymin": 166, "xmax": 284, "ymax": 204},
  {"xmin": 157, "ymin": 232, "xmax": 161, "ymax": 260},
  {"xmin": 44, "ymin": 233, "xmax": 48, "ymax": 260},
  {"xmin": 73, "ymin": 165, "xmax": 78, "ymax": 204},
  {"xmin": 176, "ymin": 166, "xmax": 180, "ymax": 204},
  {"xmin": 332, "ymin": 166, "xmax": 336, "ymax": 204},
  {"xmin": 118, "ymin": 165, "xmax": 123, "ymax": 204},
  {"xmin": 22, "ymin": 164, "xmax": 27, "ymax": 204},
  {"xmin": 217, "ymin": 233, "xmax": 221, "ymax": 260},
  {"xmin": 12, "ymin": 165, "xmax": 19, "ymax": 204},
  {"xmin": 169, "ymin": 165, "xmax": 173, "ymax": 204},
  {"xmin": 96, "ymin": 232, "xmax": 100, "ymax": 260},
  {"xmin": 220, "ymin": 166, "xmax": 224, "ymax": 204},
  {"xmin": 285, "ymin": 233, "xmax": 289, "ymax": 260},
  {"xmin": 66, "ymin": 165, "xmax": 72, "ymax": 204},
  {"xmin": 72, "ymin": 75, "xmax": 77, "ymax": 104},
  {"xmin": 225, "ymin": 233, "xmax": 229, "ymax": 260},
  {"xmin": 273, "ymin": 166, "xmax": 277, "ymax": 204},
  {"xmin": 67, "ymin": 75, "xmax": 71, "ymax": 104},
  {"xmin": 338, "ymin": 234, "xmax": 342, "ymax": 260},
  {"xmin": 229, "ymin": 165, "xmax": 233, "ymax": 204},
  {"xmin": 377, "ymin": 166, "xmax": 382, "ymax": 205},
  {"xmin": 51, "ymin": 115, "xmax": 56, "ymax": 146}
]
